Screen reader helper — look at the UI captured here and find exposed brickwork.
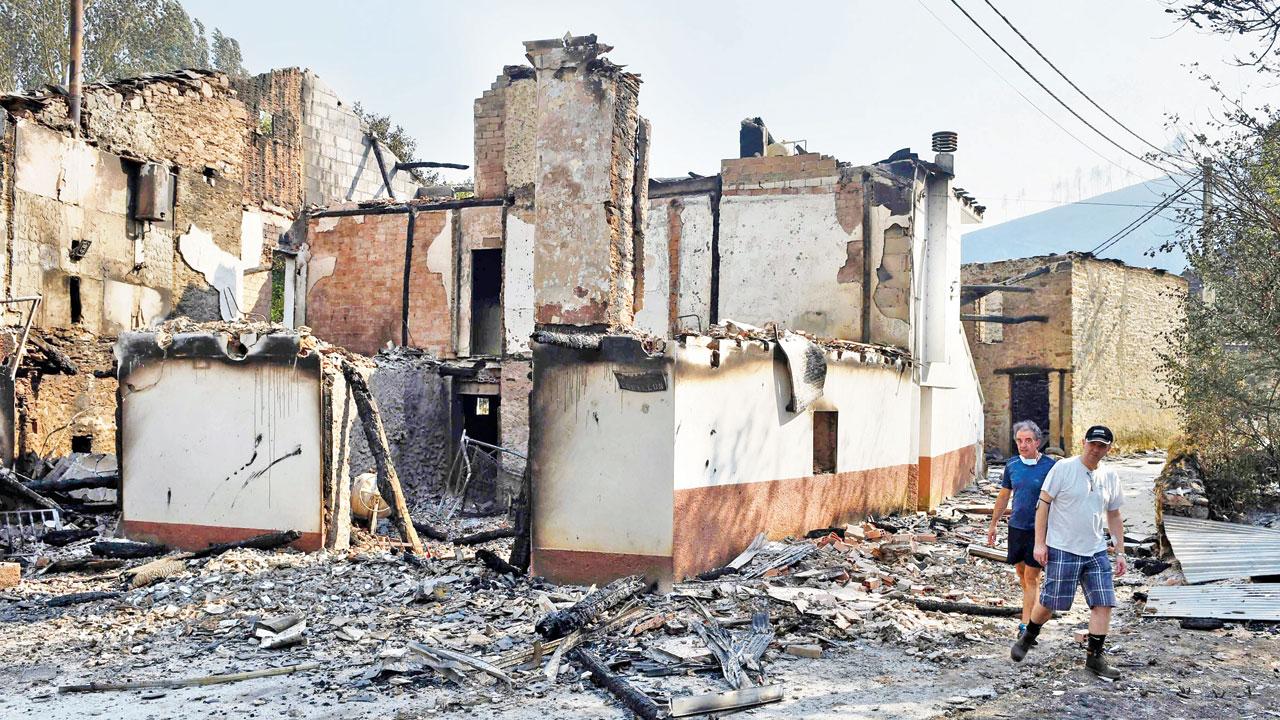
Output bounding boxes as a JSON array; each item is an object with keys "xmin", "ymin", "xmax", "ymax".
[
  {"xmin": 721, "ymin": 153, "xmax": 839, "ymax": 188},
  {"xmin": 473, "ymin": 78, "xmax": 508, "ymax": 199},
  {"xmin": 305, "ymin": 209, "xmax": 453, "ymax": 357},
  {"xmin": 14, "ymin": 328, "xmax": 116, "ymax": 459},
  {"xmin": 962, "ymin": 253, "xmax": 1185, "ymax": 454},
  {"xmin": 234, "ymin": 68, "xmax": 305, "ymax": 211}
]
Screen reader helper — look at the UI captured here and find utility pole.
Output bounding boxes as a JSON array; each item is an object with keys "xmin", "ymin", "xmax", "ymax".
[{"xmin": 67, "ymin": 0, "xmax": 84, "ymax": 138}]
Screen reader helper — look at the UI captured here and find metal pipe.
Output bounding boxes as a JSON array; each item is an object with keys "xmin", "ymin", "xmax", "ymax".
[{"xmin": 67, "ymin": 0, "xmax": 84, "ymax": 138}]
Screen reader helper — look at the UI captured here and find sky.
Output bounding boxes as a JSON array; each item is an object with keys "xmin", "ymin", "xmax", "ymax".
[{"xmin": 182, "ymin": 0, "xmax": 1275, "ymax": 229}]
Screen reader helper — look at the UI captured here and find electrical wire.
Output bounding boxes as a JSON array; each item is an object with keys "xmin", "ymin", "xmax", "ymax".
[
  {"xmin": 914, "ymin": 0, "xmax": 1145, "ymax": 182},
  {"xmin": 979, "ymin": 0, "xmax": 1187, "ymax": 165},
  {"xmin": 946, "ymin": 0, "xmax": 1183, "ymax": 176},
  {"xmin": 1088, "ymin": 175, "xmax": 1200, "ymax": 256}
]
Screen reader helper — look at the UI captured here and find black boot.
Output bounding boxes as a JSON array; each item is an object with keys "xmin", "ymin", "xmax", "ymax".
[
  {"xmin": 1085, "ymin": 633, "xmax": 1121, "ymax": 680},
  {"xmin": 1010, "ymin": 621, "xmax": 1042, "ymax": 662}
]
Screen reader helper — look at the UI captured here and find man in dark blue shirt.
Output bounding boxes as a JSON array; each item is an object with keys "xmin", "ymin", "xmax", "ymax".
[{"xmin": 987, "ymin": 420, "xmax": 1057, "ymax": 636}]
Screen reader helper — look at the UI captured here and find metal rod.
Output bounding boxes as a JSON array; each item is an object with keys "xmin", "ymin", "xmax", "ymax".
[
  {"xmin": 67, "ymin": 0, "xmax": 84, "ymax": 138},
  {"xmin": 464, "ymin": 435, "xmax": 527, "ymax": 460}
]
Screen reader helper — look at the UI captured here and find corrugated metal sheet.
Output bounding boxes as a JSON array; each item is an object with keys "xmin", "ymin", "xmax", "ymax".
[
  {"xmin": 1163, "ymin": 516, "xmax": 1280, "ymax": 584},
  {"xmin": 1145, "ymin": 584, "xmax": 1280, "ymax": 622}
]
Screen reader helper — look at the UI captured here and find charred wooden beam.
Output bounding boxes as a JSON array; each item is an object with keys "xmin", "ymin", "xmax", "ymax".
[
  {"xmin": 0, "ymin": 469, "xmax": 62, "ymax": 512},
  {"xmin": 307, "ymin": 197, "xmax": 505, "ymax": 219},
  {"xmin": 507, "ymin": 466, "xmax": 532, "ymax": 573},
  {"xmin": 28, "ymin": 473, "xmax": 117, "ymax": 493},
  {"xmin": 912, "ymin": 597, "xmax": 1021, "ymax": 617},
  {"xmin": 453, "ymin": 527, "xmax": 519, "ymax": 545},
  {"xmin": 536, "ymin": 575, "xmax": 649, "ymax": 640},
  {"xmin": 412, "ymin": 520, "xmax": 450, "ymax": 542},
  {"xmin": 395, "ymin": 161, "xmax": 469, "ymax": 170},
  {"xmin": 47, "ymin": 590, "xmax": 122, "ymax": 608},
  {"xmin": 569, "ymin": 648, "xmax": 664, "ymax": 720},
  {"xmin": 91, "ymin": 540, "xmax": 166, "ymax": 559},
  {"xmin": 960, "ymin": 314, "xmax": 1049, "ymax": 324},
  {"xmin": 368, "ymin": 135, "xmax": 397, "ymax": 201},
  {"xmin": 40, "ymin": 528, "xmax": 96, "ymax": 546},
  {"xmin": 189, "ymin": 530, "xmax": 301, "ymax": 559},
  {"xmin": 341, "ymin": 362, "xmax": 425, "ymax": 556},
  {"xmin": 476, "ymin": 548, "xmax": 522, "ymax": 576}
]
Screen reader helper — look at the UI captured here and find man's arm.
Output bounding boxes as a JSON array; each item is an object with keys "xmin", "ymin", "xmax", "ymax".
[
  {"xmin": 987, "ymin": 488, "xmax": 1012, "ymax": 546},
  {"xmin": 1107, "ymin": 508, "xmax": 1127, "ymax": 577},
  {"xmin": 1033, "ymin": 490, "xmax": 1052, "ymax": 565}
]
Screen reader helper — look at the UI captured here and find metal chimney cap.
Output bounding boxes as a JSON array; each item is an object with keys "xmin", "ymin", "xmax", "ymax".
[{"xmin": 932, "ymin": 131, "xmax": 958, "ymax": 153}]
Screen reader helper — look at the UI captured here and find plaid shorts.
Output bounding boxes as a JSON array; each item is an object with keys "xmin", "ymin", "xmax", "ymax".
[{"xmin": 1039, "ymin": 547, "xmax": 1116, "ymax": 611}]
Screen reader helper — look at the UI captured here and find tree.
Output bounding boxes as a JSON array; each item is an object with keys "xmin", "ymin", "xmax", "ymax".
[
  {"xmin": 352, "ymin": 101, "xmax": 438, "ymax": 185},
  {"xmin": 0, "ymin": 0, "xmax": 245, "ymax": 94},
  {"xmin": 209, "ymin": 27, "xmax": 246, "ymax": 80},
  {"xmin": 1167, "ymin": 1, "xmax": 1280, "ymax": 69},
  {"xmin": 1159, "ymin": 1, "xmax": 1280, "ymax": 513}
]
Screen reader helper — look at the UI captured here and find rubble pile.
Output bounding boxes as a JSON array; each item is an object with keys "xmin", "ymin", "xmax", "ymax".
[
  {"xmin": 1158, "ymin": 453, "xmax": 1210, "ymax": 521},
  {"xmin": 0, "ymin": 470, "xmax": 1070, "ymax": 714}
]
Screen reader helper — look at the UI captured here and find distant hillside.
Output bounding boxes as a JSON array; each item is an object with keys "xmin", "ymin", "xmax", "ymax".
[{"xmin": 961, "ymin": 175, "xmax": 1194, "ymax": 272}]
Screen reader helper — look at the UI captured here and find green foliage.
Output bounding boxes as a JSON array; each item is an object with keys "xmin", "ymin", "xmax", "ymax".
[
  {"xmin": 351, "ymin": 101, "xmax": 438, "ymax": 185},
  {"xmin": 0, "ymin": 0, "xmax": 245, "ymax": 93},
  {"xmin": 269, "ymin": 252, "xmax": 285, "ymax": 323},
  {"xmin": 1159, "ymin": 3, "xmax": 1280, "ymax": 512}
]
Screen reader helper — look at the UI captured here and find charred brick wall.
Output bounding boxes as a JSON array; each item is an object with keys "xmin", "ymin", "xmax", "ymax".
[
  {"xmin": 234, "ymin": 69, "xmax": 305, "ymax": 211},
  {"xmin": 304, "ymin": 209, "xmax": 454, "ymax": 357}
]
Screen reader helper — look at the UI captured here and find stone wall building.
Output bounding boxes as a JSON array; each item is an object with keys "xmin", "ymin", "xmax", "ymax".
[
  {"xmin": 0, "ymin": 67, "xmax": 423, "ymax": 463},
  {"xmin": 961, "ymin": 252, "xmax": 1186, "ymax": 456}
]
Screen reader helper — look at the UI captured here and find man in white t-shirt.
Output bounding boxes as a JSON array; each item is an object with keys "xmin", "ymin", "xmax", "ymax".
[{"xmin": 1009, "ymin": 425, "xmax": 1128, "ymax": 680}]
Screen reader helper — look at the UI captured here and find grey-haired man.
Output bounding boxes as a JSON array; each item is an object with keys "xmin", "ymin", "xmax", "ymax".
[{"xmin": 1010, "ymin": 425, "xmax": 1127, "ymax": 680}]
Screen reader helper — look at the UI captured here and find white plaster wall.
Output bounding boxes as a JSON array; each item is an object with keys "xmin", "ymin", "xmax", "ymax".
[
  {"xmin": 677, "ymin": 196, "xmax": 715, "ymax": 330},
  {"xmin": 635, "ymin": 199, "xmax": 673, "ymax": 336},
  {"xmin": 120, "ymin": 359, "xmax": 323, "ymax": 535},
  {"xmin": 532, "ymin": 358, "xmax": 674, "ymax": 557},
  {"xmin": 718, "ymin": 193, "xmax": 862, "ymax": 339},
  {"xmin": 503, "ymin": 212, "xmax": 535, "ymax": 354},
  {"xmin": 672, "ymin": 341, "xmax": 916, "ymax": 491},
  {"xmin": 920, "ymin": 323, "xmax": 985, "ymax": 458}
]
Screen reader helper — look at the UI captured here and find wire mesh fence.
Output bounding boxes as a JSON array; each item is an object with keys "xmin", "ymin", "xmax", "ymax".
[{"xmin": 439, "ymin": 432, "xmax": 527, "ymax": 519}]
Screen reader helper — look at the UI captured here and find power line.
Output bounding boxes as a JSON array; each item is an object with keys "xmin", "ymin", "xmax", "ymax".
[
  {"xmin": 979, "ymin": 0, "xmax": 1186, "ymax": 165},
  {"xmin": 946, "ymin": 0, "xmax": 1182, "ymax": 176},
  {"xmin": 1088, "ymin": 175, "xmax": 1199, "ymax": 256},
  {"xmin": 913, "ymin": 0, "xmax": 1145, "ymax": 182}
]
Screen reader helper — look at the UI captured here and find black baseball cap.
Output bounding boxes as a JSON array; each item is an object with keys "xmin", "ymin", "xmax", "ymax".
[{"xmin": 1084, "ymin": 425, "xmax": 1114, "ymax": 445}]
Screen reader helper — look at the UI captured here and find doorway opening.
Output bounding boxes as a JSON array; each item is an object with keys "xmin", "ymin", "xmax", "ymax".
[
  {"xmin": 1009, "ymin": 372, "xmax": 1050, "ymax": 455},
  {"xmin": 470, "ymin": 249, "xmax": 503, "ymax": 356}
]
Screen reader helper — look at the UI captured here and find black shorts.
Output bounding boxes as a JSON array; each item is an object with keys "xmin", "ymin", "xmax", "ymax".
[{"xmin": 1006, "ymin": 526, "xmax": 1043, "ymax": 569}]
